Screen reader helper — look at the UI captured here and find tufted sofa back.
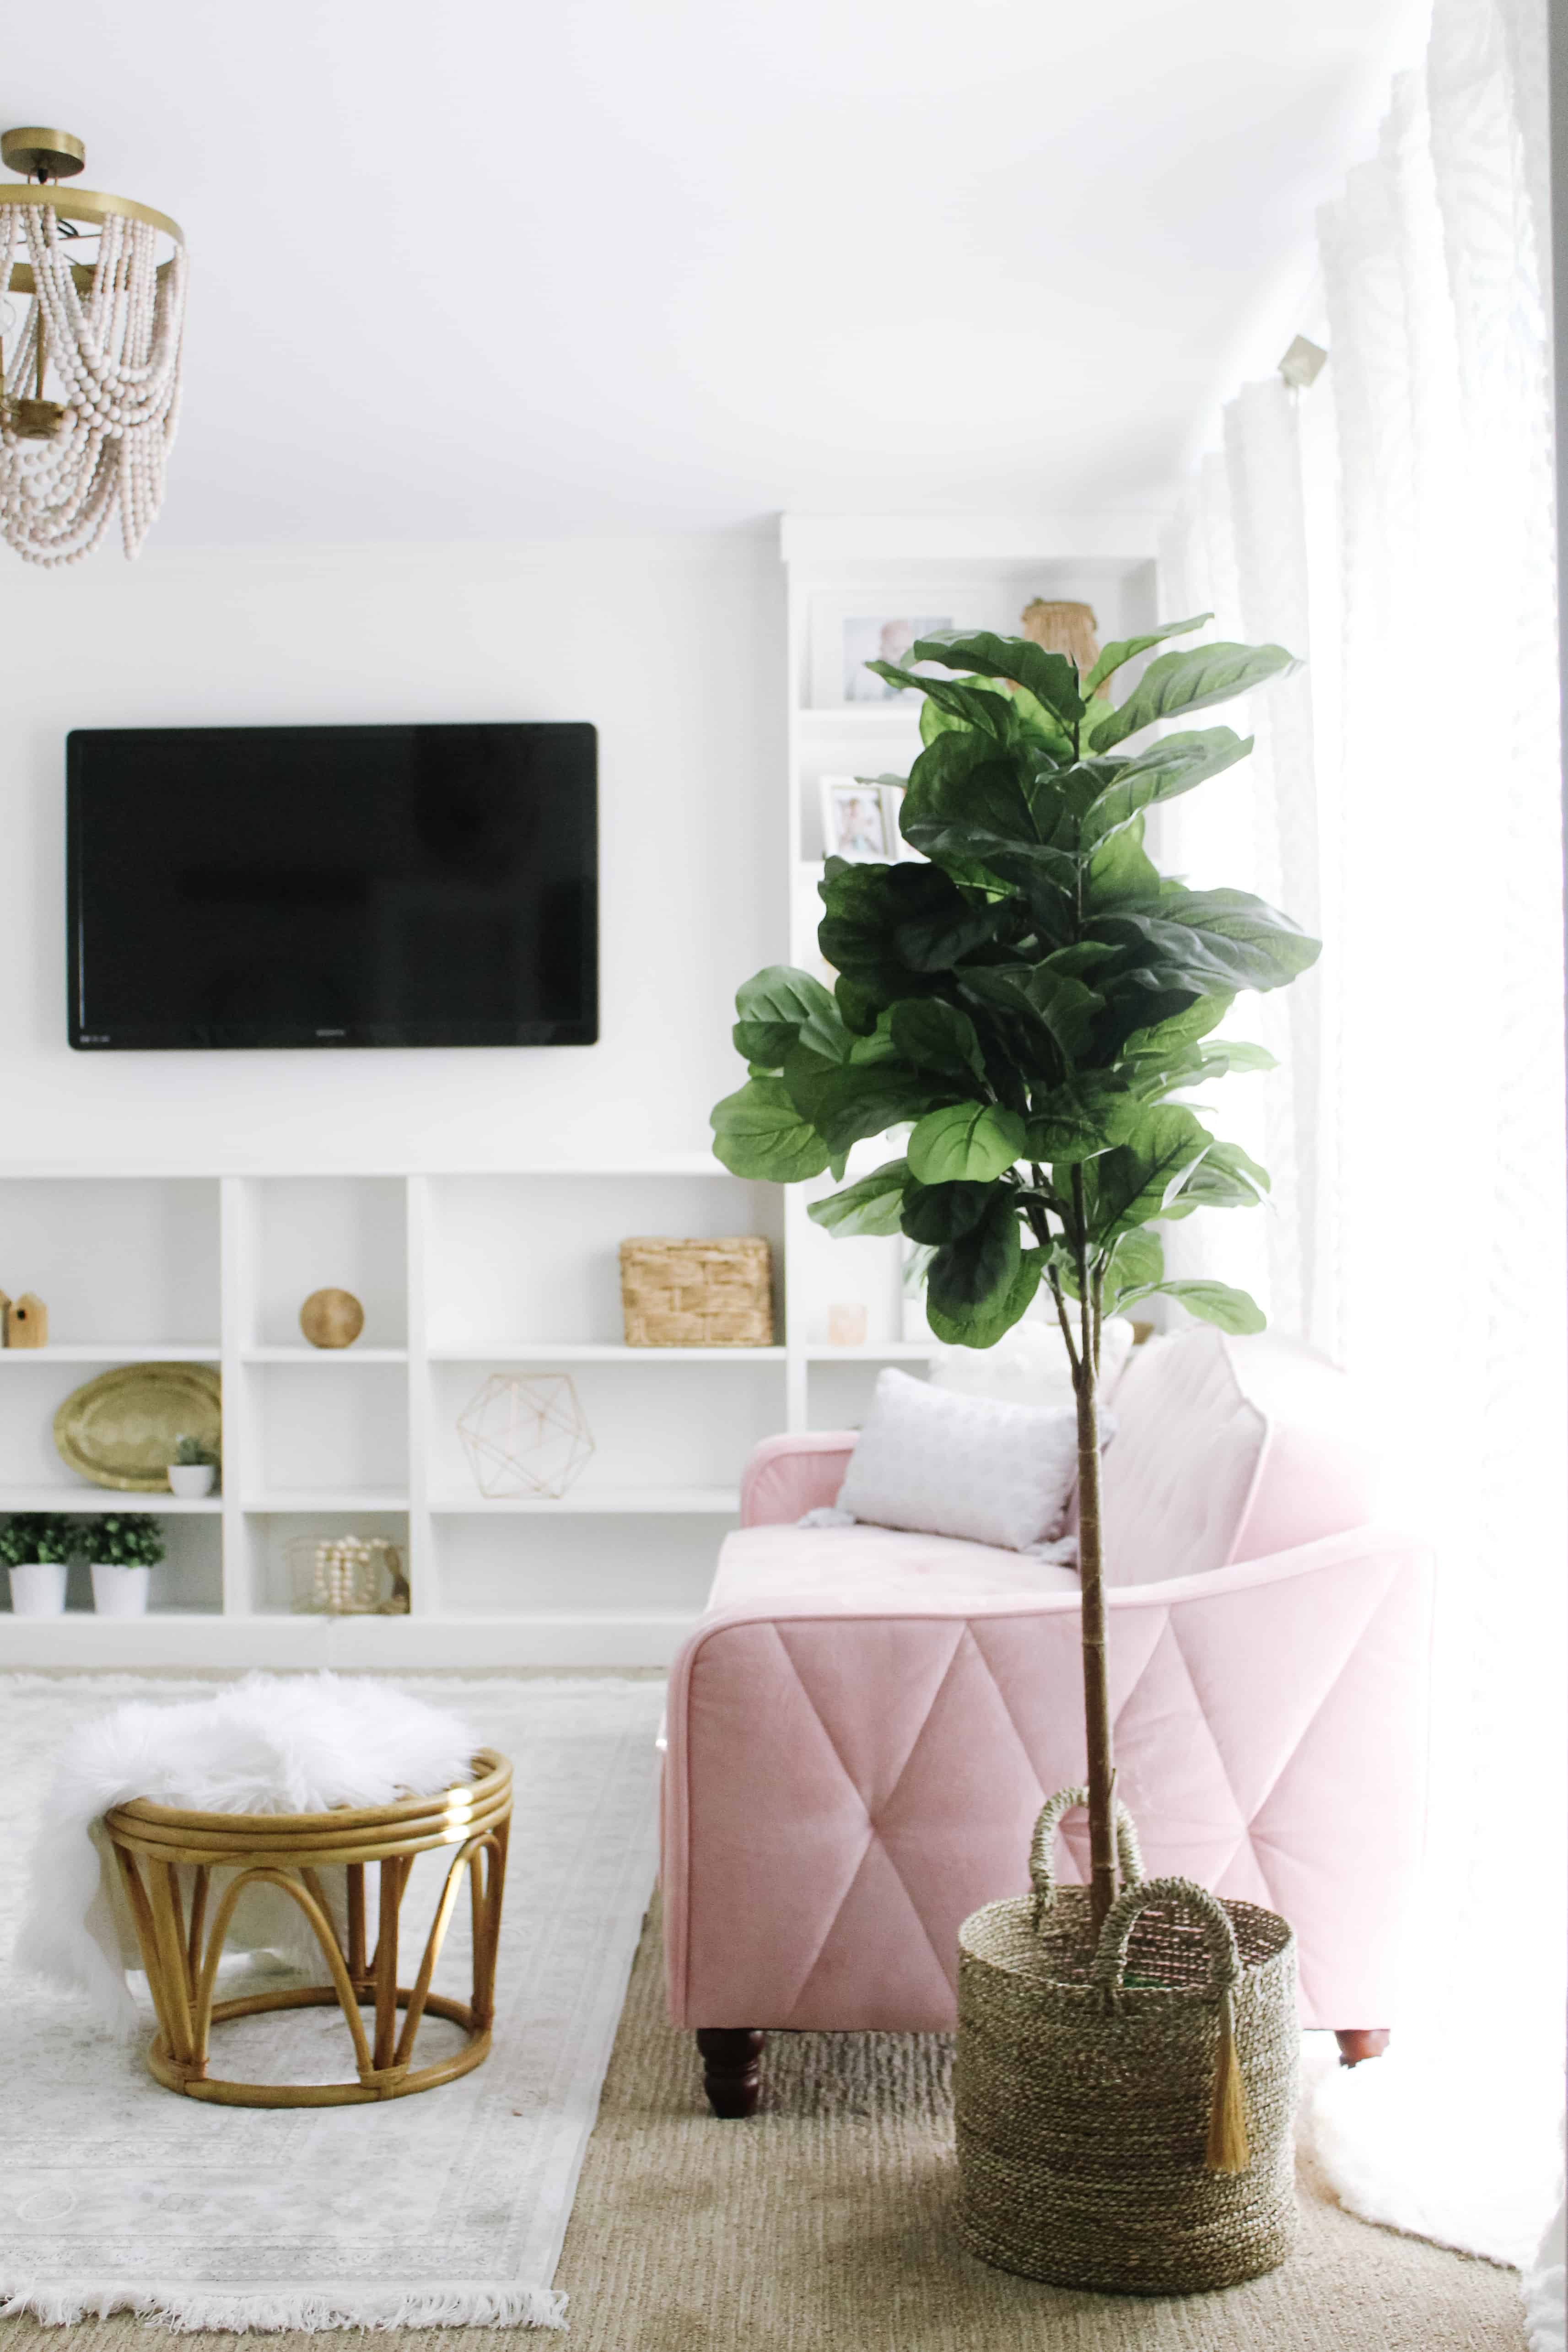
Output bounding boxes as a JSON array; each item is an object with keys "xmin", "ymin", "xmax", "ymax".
[{"xmin": 1100, "ymin": 1327, "xmax": 1379, "ymax": 1586}]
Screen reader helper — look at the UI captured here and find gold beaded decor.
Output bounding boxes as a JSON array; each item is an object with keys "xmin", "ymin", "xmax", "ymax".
[
  {"xmin": 0, "ymin": 127, "xmax": 186, "ymax": 565},
  {"xmin": 286, "ymin": 1534, "xmax": 410, "ymax": 1617}
]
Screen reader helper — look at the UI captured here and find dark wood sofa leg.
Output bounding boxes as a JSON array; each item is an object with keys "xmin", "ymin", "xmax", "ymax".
[
  {"xmin": 697, "ymin": 2028, "xmax": 765, "ymax": 2117},
  {"xmin": 1335, "ymin": 2028, "xmax": 1390, "ymax": 2066}
]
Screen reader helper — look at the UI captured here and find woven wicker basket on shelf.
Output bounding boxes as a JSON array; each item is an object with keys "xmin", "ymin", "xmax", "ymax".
[
  {"xmin": 619, "ymin": 1236, "xmax": 774, "ymax": 1347},
  {"xmin": 955, "ymin": 1786, "xmax": 1299, "ymax": 2295}
]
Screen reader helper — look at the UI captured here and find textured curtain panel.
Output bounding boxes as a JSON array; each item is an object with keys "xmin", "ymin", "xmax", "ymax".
[{"xmin": 1160, "ymin": 0, "xmax": 1564, "ymax": 2298}]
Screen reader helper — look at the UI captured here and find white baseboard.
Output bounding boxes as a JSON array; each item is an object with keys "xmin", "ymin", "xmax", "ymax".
[{"xmin": 0, "ymin": 1611, "xmax": 697, "ymax": 1670}]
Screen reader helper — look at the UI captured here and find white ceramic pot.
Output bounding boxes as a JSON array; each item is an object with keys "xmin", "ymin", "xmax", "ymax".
[
  {"xmin": 8, "ymin": 1561, "xmax": 68, "ymax": 1617},
  {"xmin": 167, "ymin": 1463, "xmax": 216, "ymax": 1498},
  {"xmin": 91, "ymin": 1563, "xmax": 151, "ymax": 1616}
]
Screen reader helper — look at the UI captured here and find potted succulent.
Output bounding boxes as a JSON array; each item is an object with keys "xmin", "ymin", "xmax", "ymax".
[
  {"xmin": 88, "ymin": 1512, "xmax": 165, "ymax": 1616},
  {"xmin": 0, "ymin": 1513, "xmax": 77, "ymax": 1616},
  {"xmin": 168, "ymin": 1433, "xmax": 219, "ymax": 1498}
]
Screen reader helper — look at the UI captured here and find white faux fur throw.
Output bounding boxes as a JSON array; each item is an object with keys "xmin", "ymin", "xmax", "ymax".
[{"xmin": 16, "ymin": 1672, "xmax": 478, "ymax": 2035}]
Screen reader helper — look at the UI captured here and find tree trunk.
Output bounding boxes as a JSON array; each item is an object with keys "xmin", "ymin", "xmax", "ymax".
[
  {"xmin": 1075, "ymin": 1356, "xmax": 1117, "ymax": 1936},
  {"xmin": 1071, "ymin": 1165, "xmax": 1117, "ymax": 1938}
]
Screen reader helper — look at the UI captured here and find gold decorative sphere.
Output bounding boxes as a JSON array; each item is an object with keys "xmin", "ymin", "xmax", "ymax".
[{"xmin": 299, "ymin": 1288, "xmax": 365, "ymax": 1349}]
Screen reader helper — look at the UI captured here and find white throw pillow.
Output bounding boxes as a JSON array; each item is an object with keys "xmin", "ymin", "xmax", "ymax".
[
  {"xmin": 835, "ymin": 1368, "xmax": 1080, "ymax": 1554},
  {"xmin": 930, "ymin": 1312, "xmax": 1136, "ymax": 1413}
]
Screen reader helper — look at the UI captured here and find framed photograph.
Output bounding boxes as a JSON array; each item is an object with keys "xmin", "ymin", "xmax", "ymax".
[
  {"xmin": 804, "ymin": 594, "xmax": 956, "ymax": 708},
  {"xmin": 820, "ymin": 775, "xmax": 894, "ymax": 863},
  {"xmin": 840, "ymin": 614, "xmax": 952, "ymax": 704}
]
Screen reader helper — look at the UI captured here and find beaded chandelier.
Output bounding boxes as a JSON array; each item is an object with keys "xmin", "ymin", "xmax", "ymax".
[{"xmin": 0, "ymin": 127, "xmax": 186, "ymax": 566}]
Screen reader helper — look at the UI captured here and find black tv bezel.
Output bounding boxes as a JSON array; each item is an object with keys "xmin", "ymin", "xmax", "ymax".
[{"xmin": 65, "ymin": 720, "xmax": 599, "ymax": 1051}]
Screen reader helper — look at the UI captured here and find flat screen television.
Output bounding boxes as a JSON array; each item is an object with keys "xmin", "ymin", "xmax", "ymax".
[{"xmin": 67, "ymin": 722, "xmax": 598, "ymax": 1049}]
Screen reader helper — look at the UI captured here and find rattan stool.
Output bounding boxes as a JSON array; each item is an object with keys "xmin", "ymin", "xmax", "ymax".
[{"xmin": 103, "ymin": 1748, "xmax": 511, "ymax": 2108}]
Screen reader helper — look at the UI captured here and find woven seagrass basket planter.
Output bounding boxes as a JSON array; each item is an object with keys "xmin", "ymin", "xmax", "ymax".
[
  {"xmin": 955, "ymin": 1787, "xmax": 1299, "ymax": 2295},
  {"xmin": 619, "ymin": 1236, "xmax": 774, "ymax": 1346}
]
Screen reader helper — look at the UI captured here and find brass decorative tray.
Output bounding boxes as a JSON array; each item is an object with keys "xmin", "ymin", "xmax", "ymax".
[{"xmin": 54, "ymin": 1362, "xmax": 221, "ymax": 1492}]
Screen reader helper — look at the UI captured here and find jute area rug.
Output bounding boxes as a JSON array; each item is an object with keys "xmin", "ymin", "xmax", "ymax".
[
  {"xmin": 2, "ymin": 1888, "xmax": 1528, "ymax": 2349},
  {"xmin": 0, "ymin": 1673, "xmax": 663, "ymax": 2332}
]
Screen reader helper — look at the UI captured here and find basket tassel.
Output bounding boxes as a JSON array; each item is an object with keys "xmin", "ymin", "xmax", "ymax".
[{"xmin": 1205, "ymin": 1987, "xmax": 1251, "ymax": 2174}]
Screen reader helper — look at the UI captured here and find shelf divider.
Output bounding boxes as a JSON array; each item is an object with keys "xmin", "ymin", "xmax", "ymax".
[
  {"xmin": 406, "ymin": 1176, "xmax": 435, "ymax": 1617},
  {"xmin": 219, "ymin": 1178, "xmax": 249, "ymax": 1615}
]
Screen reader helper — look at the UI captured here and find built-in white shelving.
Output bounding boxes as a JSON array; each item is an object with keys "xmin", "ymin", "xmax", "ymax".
[
  {"xmin": 0, "ymin": 1163, "xmax": 802, "ymax": 1663},
  {"xmin": 0, "ymin": 1343, "xmax": 222, "ymax": 1362},
  {"xmin": 241, "ymin": 1346, "xmax": 409, "ymax": 1365},
  {"xmin": 0, "ymin": 1487, "xmax": 224, "ymax": 1514},
  {"xmin": 426, "ymin": 1343, "xmax": 786, "ymax": 1364},
  {"xmin": 0, "ymin": 517, "xmax": 1162, "ymax": 1667},
  {"xmin": 431, "ymin": 1488, "xmax": 739, "ymax": 1515}
]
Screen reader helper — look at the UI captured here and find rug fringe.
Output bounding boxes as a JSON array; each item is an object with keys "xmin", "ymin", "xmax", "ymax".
[{"xmin": 0, "ymin": 2278, "xmax": 568, "ymax": 2333}]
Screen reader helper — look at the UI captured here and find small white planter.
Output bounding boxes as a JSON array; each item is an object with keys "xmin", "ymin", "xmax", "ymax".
[
  {"xmin": 91, "ymin": 1563, "xmax": 152, "ymax": 1617},
  {"xmin": 167, "ymin": 1463, "xmax": 216, "ymax": 1498},
  {"xmin": 8, "ymin": 1561, "xmax": 69, "ymax": 1617}
]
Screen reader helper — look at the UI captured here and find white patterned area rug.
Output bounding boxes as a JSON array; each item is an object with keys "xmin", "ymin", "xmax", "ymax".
[{"xmin": 0, "ymin": 1672, "xmax": 665, "ymax": 2333}]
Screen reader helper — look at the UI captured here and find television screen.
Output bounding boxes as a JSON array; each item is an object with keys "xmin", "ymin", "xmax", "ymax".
[{"xmin": 66, "ymin": 722, "xmax": 598, "ymax": 1049}]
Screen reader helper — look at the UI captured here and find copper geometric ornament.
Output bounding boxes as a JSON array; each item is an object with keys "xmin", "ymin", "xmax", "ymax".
[{"xmin": 456, "ymin": 1373, "xmax": 595, "ymax": 1500}]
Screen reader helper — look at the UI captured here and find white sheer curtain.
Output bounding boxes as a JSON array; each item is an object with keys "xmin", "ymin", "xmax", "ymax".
[{"xmin": 1160, "ymin": 0, "xmax": 1564, "ymax": 2287}]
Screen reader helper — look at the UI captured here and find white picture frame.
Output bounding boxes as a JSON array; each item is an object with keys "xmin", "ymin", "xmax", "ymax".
[
  {"xmin": 820, "ymin": 775, "xmax": 894, "ymax": 863},
  {"xmin": 805, "ymin": 595, "xmax": 954, "ymax": 708}
]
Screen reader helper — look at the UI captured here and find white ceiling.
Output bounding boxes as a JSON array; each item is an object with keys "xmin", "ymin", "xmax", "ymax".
[{"xmin": 5, "ymin": 0, "xmax": 1425, "ymax": 547}]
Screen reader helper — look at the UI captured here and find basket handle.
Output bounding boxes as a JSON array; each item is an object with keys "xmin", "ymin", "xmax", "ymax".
[
  {"xmin": 1029, "ymin": 1786, "xmax": 1143, "ymax": 1925},
  {"xmin": 1088, "ymin": 1876, "xmax": 1252, "ymax": 2174},
  {"xmin": 1089, "ymin": 1874, "xmax": 1241, "ymax": 2000}
]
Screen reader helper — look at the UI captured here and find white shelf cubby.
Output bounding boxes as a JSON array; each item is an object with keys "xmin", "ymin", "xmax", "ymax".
[{"xmin": 0, "ymin": 1165, "xmax": 795, "ymax": 1662}]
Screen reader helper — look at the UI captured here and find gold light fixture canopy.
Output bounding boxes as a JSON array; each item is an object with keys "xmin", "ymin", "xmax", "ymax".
[
  {"xmin": 0, "ymin": 128, "xmax": 86, "ymax": 179},
  {"xmin": 0, "ymin": 124, "xmax": 187, "ymax": 564}
]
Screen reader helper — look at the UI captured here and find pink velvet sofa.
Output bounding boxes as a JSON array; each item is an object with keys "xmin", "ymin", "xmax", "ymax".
[{"xmin": 662, "ymin": 1327, "xmax": 1433, "ymax": 2115}]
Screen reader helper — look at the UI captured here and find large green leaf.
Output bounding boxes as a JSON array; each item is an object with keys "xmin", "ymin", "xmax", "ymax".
[
  {"xmin": 894, "ymin": 894, "xmax": 1016, "ymax": 972},
  {"xmin": 1102, "ymin": 1227, "xmax": 1164, "ymax": 1312},
  {"xmin": 1171, "ymin": 1138, "xmax": 1271, "ymax": 1211},
  {"xmin": 1093, "ymin": 886, "xmax": 1320, "ymax": 993},
  {"xmin": 782, "ymin": 1047, "xmax": 943, "ymax": 1157},
  {"xmin": 902, "ymin": 727, "xmax": 1047, "ymax": 852},
  {"xmin": 1194, "ymin": 1040, "xmax": 1275, "ymax": 1078},
  {"xmin": 910, "ymin": 630, "xmax": 1085, "ymax": 734},
  {"xmin": 902, "ymin": 821, "xmax": 1079, "ymax": 916},
  {"xmin": 868, "ymin": 663, "xmax": 1017, "ymax": 738},
  {"xmin": 890, "ymin": 998, "xmax": 987, "ymax": 1080},
  {"xmin": 733, "ymin": 966, "xmax": 846, "ymax": 1068},
  {"xmin": 833, "ymin": 972, "xmax": 883, "ymax": 1035},
  {"xmin": 1122, "ymin": 996, "xmax": 1234, "ymax": 1059},
  {"xmin": 1092, "ymin": 640, "xmax": 1299, "ymax": 751},
  {"xmin": 907, "ymin": 1100, "xmax": 1027, "ymax": 1185},
  {"xmin": 1079, "ymin": 729, "xmax": 1254, "ymax": 847},
  {"xmin": 927, "ymin": 1235, "xmax": 1046, "ymax": 1348},
  {"xmin": 817, "ymin": 861, "xmax": 961, "ymax": 1008},
  {"xmin": 1024, "ymin": 1077, "xmax": 1140, "ymax": 1164},
  {"xmin": 1124, "ymin": 1277, "xmax": 1266, "ymax": 1334},
  {"xmin": 807, "ymin": 1159, "xmax": 911, "ymax": 1237},
  {"xmin": 959, "ymin": 966, "xmax": 1103, "ymax": 1063},
  {"xmin": 1083, "ymin": 614, "xmax": 1211, "ymax": 696},
  {"xmin": 924, "ymin": 1195, "xmax": 1029, "ymax": 1342},
  {"xmin": 899, "ymin": 1177, "xmax": 997, "ymax": 1245},
  {"xmin": 1120, "ymin": 1035, "xmax": 1276, "ymax": 1105},
  {"xmin": 1084, "ymin": 1107, "xmax": 1213, "ymax": 1244},
  {"xmin": 711, "ymin": 1077, "xmax": 831, "ymax": 1181},
  {"xmin": 1083, "ymin": 820, "xmax": 1163, "ymax": 912}
]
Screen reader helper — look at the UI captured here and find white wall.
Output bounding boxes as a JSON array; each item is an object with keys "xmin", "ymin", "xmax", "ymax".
[{"xmin": 0, "ymin": 533, "xmax": 784, "ymax": 1171}]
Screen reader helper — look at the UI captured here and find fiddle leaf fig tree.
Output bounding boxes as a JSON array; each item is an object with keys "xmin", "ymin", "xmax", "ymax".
[{"xmin": 710, "ymin": 615, "xmax": 1321, "ymax": 1935}]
